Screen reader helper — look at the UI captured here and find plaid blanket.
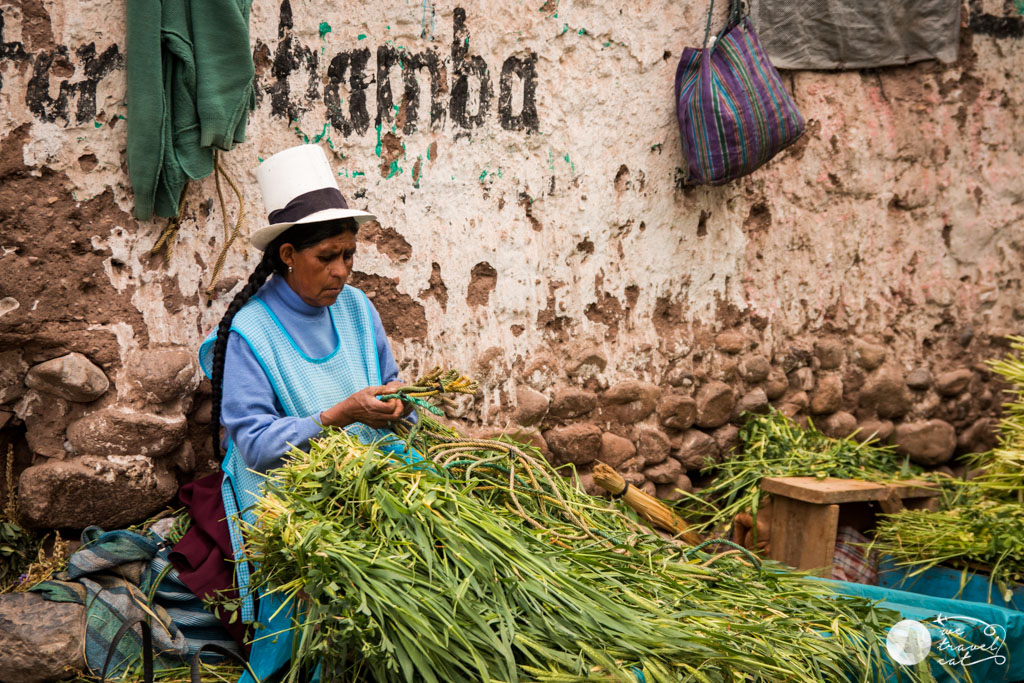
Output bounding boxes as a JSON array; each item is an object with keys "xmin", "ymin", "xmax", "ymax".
[
  {"xmin": 31, "ymin": 523, "xmax": 238, "ymax": 678},
  {"xmin": 831, "ymin": 525, "xmax": 878, "ymax": 585}
]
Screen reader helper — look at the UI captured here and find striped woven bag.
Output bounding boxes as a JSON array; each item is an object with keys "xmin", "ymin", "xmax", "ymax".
[{"xmin": 674, "ymin": 0, "xmax": 805, "ymax": 185}]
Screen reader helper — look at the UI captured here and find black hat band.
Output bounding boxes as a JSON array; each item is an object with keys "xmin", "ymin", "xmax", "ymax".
[{"xmin": 267, "ymin": 187, "xmax": 349, "ymax": 225}]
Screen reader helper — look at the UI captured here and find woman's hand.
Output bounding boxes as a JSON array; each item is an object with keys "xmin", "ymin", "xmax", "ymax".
[{"xmin": 320, "ymin": 384, "xmax": 405, "ymax": 429}]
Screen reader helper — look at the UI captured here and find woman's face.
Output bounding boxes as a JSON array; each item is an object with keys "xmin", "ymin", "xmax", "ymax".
[{"xmin": 279, "ymin": 231, "xmax": 357, "ymax": 307}]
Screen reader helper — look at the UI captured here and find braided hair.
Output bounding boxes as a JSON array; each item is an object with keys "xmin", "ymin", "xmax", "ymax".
[{"xmin": 209, "ymin": 218, "xmax": 359, "ymax": 461}]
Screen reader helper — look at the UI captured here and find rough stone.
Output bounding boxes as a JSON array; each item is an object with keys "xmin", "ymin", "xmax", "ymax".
[
  {"xmin": 731, "ymin": 387, "xmax": 768, "ymax": 423},
  {"xmin": 575, "ymin": 470, "xmax": 600, "ymax": 496},
  {"xmin": 18, "ymin": 455, "xmax": 177, "ymax": 528},
  {"xmin": 893, "ymin": 420, "xmax": 957, "ymax": 466},
  {"xmin": 821, "ymin": 411, "xmax": 857, "ymax": 439},
  {"xmin": 957, "ymin": 417, "xmax": 998, "ymax": 454},
  {"xmin": 814, "ymin": 339, "xmax": 844, "ymax": 370},
  {"xmin": 0, "ymin": 350, "xmax": 28, "ymax": 404},
  {"xmin": 514, "ymin": 386, "xmax": 549, "ymax": 426},
  {"xmin": 639, "ymin": 480, "xmax": 658, "ymax": 497},
  {"xmin": 715, "ymin": 359, "xmax": 741, "ymax": 384},
  {"xmin": 24, "ymin": 352, "xmax": 108, "ymax": 403},
  {"xmin": 675, "ymin": 429, "xmax": 720, "ymax": 470},
  {"xmin": 859, "ymin": 366, "xmax": 911, "ymax": 419},
  {"xmin": 622, "ymin": 470, "xmax": 647, "ymax": 487},
  {"xmin": 601, "ymin": 380, "xmax": 660, "ymax": 424},
  {"xmin": 935, "ymin": 368, "xmax": 973, "ymax": 397},
  {"xmin": 127, "ymin": 348, "xmax": 200, "ymax": 404},
  {"xmin": 788, "ymin": 367, "xmax": 815, "ymax": 392},
  {"xmin": 598, "ymin": 431, "xmax": 636, "ymax": 469},
  {"xmin": 636, "ymin": 426, "xmax": 671, "ymax": 466},
  {"xmin": 715, "ymin": 330, "xmax": 746, "ymax": 354},
  {"xmin": 471, "ymin": 425, "xmax": 550, "ymax": 458},
  {"xmin": 695, "ymin": 381, "xmax": 735, "ymax": 428},
  {"xmin": 523, "ymin": 355, "xmax": 560, "ymax": 391},
  {"xmin": 777, "ymin": 402, "xmax": 800, "ymax": 418},
  {"xmin": 654, "ymin": 473, "xmax": 694, "ymax": 500},
  {"xmin": 19, "ymin": 391, "xmax": 72, "ymax": 459},
  {"xmin": 644, "ymin": 457, "xmax": 682, "ymax": 484},
  {"xmin": 508, "ymin": 428, "xmax": 550, "ymax": 458},
  {"xmin": 763, "ymin": 369, "xmax": 789, "ymax": 400},
  {"xmin": 542, "ymin": 423, "xmax": 602, "ymax": 465},
  {"xmin": 67, "ymin": 408, "xmax": 187, "ymax": 458},
  {"xmin": 619, "ymin": 455, "xmax": 646, "ymax": 474},
  {"xmin": 740, "ymin": 355, "xmax": 772, "ymax": 383},
  {"xmin": 851, "ymin": 340, "xmax": 887, "ymax": 370},
  {"xmin": 853, "ymin": 419, "xmax": 894, "ymax": 443},
  {"xmin": 170, "ymin": 441, "xmax": 196, "ymax": 473},
  {"xmin": 548, "ymin": 386, "xmax": 598, "ymax": 419},
  {"xmin": 656, "ymin": 394, "xmax": 697, "ymax": 431},
  {"xmin": 776, "ymin": 347, "xmax": 813, "ymax": 373},
  {"xmin": 905, "ymin": 368, "xmax": 933, "ymax": 390},
  {"xmin": 712, "ymin": 424, "xmax": 741, "ymax": 458},
  {"xmin": 0, "ymin": 592, "xmax": 86, "ymax": 682},
  {"xmin": 568, "ymin": 348, "xmax": 608, "ymax": 383},
  {"xmin": 192, "ymin": 398, "xmax": 213, "ymax": 426},
  {"xmin": 781, "ymin": 390, "xmax": 809, "ymax": 413},
  {"xmin": 810, "ymin": 374, "xmax": 843, "ymax": 414},
  {"xmin": 663, "ymin": 361, "xmax": 695, "ymax": 389}
]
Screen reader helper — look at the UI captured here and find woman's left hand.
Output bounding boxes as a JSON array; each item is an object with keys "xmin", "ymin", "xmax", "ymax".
[{"xmin": 382, "ymin": 381, "xmax": 416, "ymax": 418}]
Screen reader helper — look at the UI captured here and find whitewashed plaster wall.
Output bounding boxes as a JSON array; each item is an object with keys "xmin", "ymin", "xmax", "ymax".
[{"xmin": 1, "ymin": 0, "xmax": 1022, "ymax": 404}]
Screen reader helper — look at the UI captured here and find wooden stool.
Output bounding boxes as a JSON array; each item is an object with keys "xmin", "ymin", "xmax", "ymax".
[{"xmin": 762, "ymin": 476, "xmax": 939, "ymax": 577}]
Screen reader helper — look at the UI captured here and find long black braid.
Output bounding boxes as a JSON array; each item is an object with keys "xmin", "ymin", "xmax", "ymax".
[{"xmin": 209, "ymin": 218, "xmax": 359, "ymax": 461}]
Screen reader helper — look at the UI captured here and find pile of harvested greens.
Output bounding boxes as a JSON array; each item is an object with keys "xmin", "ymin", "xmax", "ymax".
[
  {"xmin": 241, "ymin": 371, "xmax": 944, "ymax": 682},
  {"xmin": 872, "ymin": 339, "xmax": 1024, "ymax": 599},
  {"xmin": 673, "ymin": 410, "xmax": 939, "ymax": 535}
]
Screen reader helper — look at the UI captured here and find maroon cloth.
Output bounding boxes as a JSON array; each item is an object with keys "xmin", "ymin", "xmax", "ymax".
[{"xmin": 169, "ymin": 471, "xmax": 252, "ymax": 654}]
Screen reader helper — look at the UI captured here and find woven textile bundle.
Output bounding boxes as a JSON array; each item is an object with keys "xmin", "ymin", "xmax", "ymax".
[{"xmin": 674, "ymin": 3, "xmax": 805, "ymax": 185}]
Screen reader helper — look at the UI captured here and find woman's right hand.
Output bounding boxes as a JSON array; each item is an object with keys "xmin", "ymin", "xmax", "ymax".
[{"xmin": 319, "ymin": 385, "xmax": 405, "ymax": 429}]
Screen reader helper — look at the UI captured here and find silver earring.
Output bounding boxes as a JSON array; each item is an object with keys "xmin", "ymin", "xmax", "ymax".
[{"xmin": 288, "ymin": 266, "xmax": 293, "ymax": 273}]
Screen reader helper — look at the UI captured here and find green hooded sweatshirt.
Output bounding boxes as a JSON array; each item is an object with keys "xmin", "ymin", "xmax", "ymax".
[{"xmin": 126, "ymin": 0, "xmax": 256, "ymax": 220}]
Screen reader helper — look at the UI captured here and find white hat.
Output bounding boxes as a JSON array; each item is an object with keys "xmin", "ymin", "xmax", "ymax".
[{"xmin": 251, "ymin": 144, "xmax": 376, "ymax": 251}]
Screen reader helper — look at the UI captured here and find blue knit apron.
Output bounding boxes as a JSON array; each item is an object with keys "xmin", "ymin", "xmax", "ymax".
[{"xmin": 199, "ymin": 284, "xmax": 415, "ymax": 682}]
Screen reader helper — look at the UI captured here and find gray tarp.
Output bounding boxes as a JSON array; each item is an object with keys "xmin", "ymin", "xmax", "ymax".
[{"xmin": 748, "ymin": 0, "xmax": 960, "ymax": 70}]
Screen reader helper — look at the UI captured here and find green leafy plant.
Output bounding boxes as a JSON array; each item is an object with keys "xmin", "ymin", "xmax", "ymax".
[
  {"xmin": 871, "ymin": 338, "xmax": 1024, "ymax": 598},
  {"xmin": 0, "ymin": 445, "xmax": 40, "ymax": 593},
  {"xmin": 673, "ymin": 410, "xmax": 938, "ymax": 534},
  {"xmin": 242, "ymin": 413, "xmax": 941, "ymax": 682}
]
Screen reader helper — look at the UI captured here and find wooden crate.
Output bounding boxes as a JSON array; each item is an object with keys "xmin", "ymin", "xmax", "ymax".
[{"xmin": 762, "ymin": 476, "xmax": 939, "ymax": 577}]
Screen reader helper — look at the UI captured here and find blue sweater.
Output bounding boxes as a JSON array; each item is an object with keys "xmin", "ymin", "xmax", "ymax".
[{"xmin": 220, "ymin": 276, "xmax": 401, "ymax": 472}]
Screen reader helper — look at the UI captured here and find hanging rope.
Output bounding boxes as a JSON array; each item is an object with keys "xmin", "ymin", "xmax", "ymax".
[
  {"xmin": 204, "ymin": 151, "xmax": 247, "ymax": 297},
  {"xmin": 150, "ymin": 182, "xmax": 191, "ymax": 262}
]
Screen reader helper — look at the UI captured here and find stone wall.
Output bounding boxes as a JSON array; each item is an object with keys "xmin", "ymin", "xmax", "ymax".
[{"xmin": 0, "ymin": 0, "xmax": 1022, "ymax": 529}]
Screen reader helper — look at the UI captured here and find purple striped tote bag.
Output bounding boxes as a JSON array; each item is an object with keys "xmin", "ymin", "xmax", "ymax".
[{"xmin": 674, "ymin": 0, "xmax": 805, "ymax": 186}]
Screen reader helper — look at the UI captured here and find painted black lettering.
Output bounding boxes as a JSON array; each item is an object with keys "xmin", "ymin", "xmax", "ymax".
[
  {"xmin": 325, "ymin": 48, "xmax": 372, "ymax": 136},
  {"xmin": 498, "ymin": 53, "xmax": 538, "ymax": 132},
  {"xmin": 376, "ymin": 46, "xmax": 445, "ymax": 134},
  {"xmin": 449, "ymin": 7, "xmax": 491, "ymax": 129},
  {"xmin": 25, "ymin": 43, "xmax": 122, "ymax": 124},
  {"xmin": 268, "ymin": 0, "xmax": 320, "ymax": 120}
]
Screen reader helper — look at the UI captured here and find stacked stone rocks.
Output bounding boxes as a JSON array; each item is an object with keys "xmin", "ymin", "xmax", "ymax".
[
  {"xmin": 494, "ymin": 332, "xmax": 1002, "ymax": 500},
  {"xmin": 5, "ymin": 347, "xmax": 201, "ymax": 529}
]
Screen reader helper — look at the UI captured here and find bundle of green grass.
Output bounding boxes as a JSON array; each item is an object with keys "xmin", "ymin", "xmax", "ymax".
[
  {"xmin": 243, "ymin": 376, "xmax": 933, "ymax": 682},
  {"xmin": 872, "ymin": 339, "xmax": 1024, "ymax": 599},
  {"xmin": 671, "ymin": 410, "xmax": 943, "ymax": 537}
]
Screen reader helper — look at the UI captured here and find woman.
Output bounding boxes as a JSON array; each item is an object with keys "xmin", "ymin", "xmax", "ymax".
[{"xmin": 191, "ymin": 144, "xmax": 415, "ymax": 680}]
